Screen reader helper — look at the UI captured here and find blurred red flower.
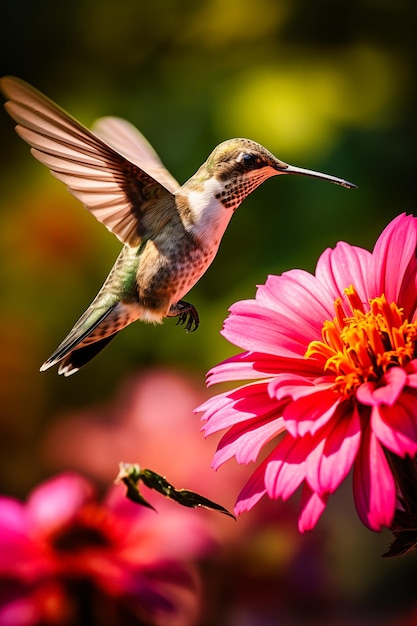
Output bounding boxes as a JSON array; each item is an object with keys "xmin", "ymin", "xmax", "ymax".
[{"xmin": 0, "ymin": 473, "xmax": 212, "ymax": 626}]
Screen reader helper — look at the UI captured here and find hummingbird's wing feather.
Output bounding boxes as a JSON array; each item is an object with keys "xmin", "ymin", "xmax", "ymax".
[
  {"xmin": 0, "ymin": 76, "xmax": 177, "ymax": 247},
  {"xmin": 92, "ymin": 117, "xmax": 180, "ymax": 193}
]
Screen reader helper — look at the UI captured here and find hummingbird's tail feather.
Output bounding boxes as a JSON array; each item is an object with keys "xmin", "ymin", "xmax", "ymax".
[
  {"xmin": 57, "ymin": 333, "xmax": 119, "ymax": 377},
  {"xmin": 40, "ymin": 304, "xmax": 118, "ymax": 374}
]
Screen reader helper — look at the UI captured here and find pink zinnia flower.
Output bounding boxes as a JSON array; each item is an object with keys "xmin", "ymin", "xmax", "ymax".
[
  {"xmin": 0, "ymin": 473, "xmax": 212, "ymax": 626},
  {"xmin": 197, "ymin": 214, "xmax": 417, "ymax": 533}
]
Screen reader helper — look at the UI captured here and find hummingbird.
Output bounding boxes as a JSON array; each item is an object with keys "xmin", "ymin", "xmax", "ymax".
[{"xmin": 0, "ymin": 76, "xmax": 356, "ymax": 376}]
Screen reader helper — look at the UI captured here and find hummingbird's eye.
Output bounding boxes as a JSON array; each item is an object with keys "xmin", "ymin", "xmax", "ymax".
[{"xmin": 242, "ymin": 153, "xmax": 258, "ymax": 168}]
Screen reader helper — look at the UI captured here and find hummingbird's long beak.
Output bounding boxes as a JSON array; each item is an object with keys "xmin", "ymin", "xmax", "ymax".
[{"xmin": 277, "ymin": 163, "xmax": 357, "ymax": 190}]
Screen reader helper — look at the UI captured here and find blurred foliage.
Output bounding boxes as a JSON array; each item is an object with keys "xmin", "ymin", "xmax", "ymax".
[{"xmin": 1, "ymin": 0, "xmax": 417, "ymax": 622}]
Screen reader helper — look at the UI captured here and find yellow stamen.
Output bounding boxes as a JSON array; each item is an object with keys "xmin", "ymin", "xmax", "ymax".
[{"xmin": 305, "ymin": 286, "xmax": 417, "ymax": 396}]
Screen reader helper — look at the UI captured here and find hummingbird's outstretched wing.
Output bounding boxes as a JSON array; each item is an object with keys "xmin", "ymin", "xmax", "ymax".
[
  {"xmin": 0, "ymin": 76, "xmax": 177, "ymax": 247},
  {"xmin": 92, "ymin": 117, "xmax": 180, "ymax": 193}
]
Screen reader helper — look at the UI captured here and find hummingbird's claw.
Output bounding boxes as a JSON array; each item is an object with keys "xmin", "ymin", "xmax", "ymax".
[
  {"xmin": 170, "ymin": 300, "xmax": 200, "ymax": 332},
  {"xmin": 177, "ymin": 310, "xmax": 198, "ymax": 331}
]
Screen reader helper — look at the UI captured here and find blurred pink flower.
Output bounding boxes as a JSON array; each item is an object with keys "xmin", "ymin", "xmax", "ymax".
[
  {"xmin": 0, "ymin": 473, "xmax": 212, "ymax": 626},
  {"xmin": 42, "ymin": 369, "xmax": 249, "ymax": 521},
  {"xmin": 197, "ymin": 214, "xmax": 417, "ymax": 533}
]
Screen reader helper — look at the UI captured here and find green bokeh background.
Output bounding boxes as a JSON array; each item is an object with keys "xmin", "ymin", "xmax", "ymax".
[{"xmin": 1, "ymin": 0, "xmax": 417, "ymax": 623}]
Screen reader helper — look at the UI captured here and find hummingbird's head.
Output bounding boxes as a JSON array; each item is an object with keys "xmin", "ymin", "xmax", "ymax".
[
  {"xmin": 202, "ymin": 137, "xmax": 356, "ymax": 211},
  {"xmin": 180, "ymin": 138, "xmax": 356, "ymax": 246},
  {"xmin": 204, "ymin": 138, "xmax": 289, "ymax": 211}
]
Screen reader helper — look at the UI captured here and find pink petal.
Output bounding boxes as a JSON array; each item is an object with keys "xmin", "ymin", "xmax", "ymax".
[
  {"xmin": 298, "ymin": 485, "xmax": 328, "ymax": 532},
  {"xmin": 306, "ymin": 403, "xmax": 361, "ymax": 494},
  {"xmin": 353, "ymin": 424, "xmax": 396, "ymax": 530},
  {"xmin": 207, "ymin": 352, "xmax": 324, "ymax": 386},
  {"xmin": 235, "ymin": 460, "xmax": 268, "ymax": 514},
  {"xmin": 255, "ymin": 271, "xmax": 335, "ymax": 333},
  {"xmin": 0, "ymin": 499, "xmax": 52, "ymax": 579},
  {"xmin": 198, "ymin": 381, "xmax": 269, "ymax": 421},
  {"xmin": 0, "ymin": 498, "xmax": 27, "ymax": 537},
  {"xmin": 282, "ymin": 388, "xmax": 341, "ymax": 437},
  {"xmin": 213, "ymin": 416, "xmax": 285, "ymax": 467},
  {"xmin": 269, "ymin": 376, "xmax": 334, "ymax": 403},
  {"xmin": 207, "ymin": 352, "xmax": 278, "ymax": 385},
  {"xmin": 357, "ymin": 367, "xmax": 407, "ymax": 407},
  {"xmin": 315, "ymin": 242, "xmax": 372, "ymax": 304},
  {"xmin": 223, "ymin": 268, "xmax": 342, "ymax": 360},
  {"xmin": 370, "ymin": 214, "xmax": 417, "ymax": 303},
  {"xmin": 398, "ymin": 257, "xmax": 417, "ymax": 320},
  {"xmin": 223, "ymin": 302, "xmax": 313, "ymax": 358},
  {"xmin": 268, "ymin": 374, "xmax": 315, "ymax": 400},
  {"xmin": 0, "ymin": 499, "xmax": 34, "ymax": 575},
  {"xmin": 198, "ymin": 381, "xmax": 288, "ymax": 436},
  {"xmin": 371, "ymin": 390, "xmax": 417, "ymax": 456},
  {"xmin": 0, "ymin": 594, "xmax": 40, "ymax": 626},
  {"xmin": 27, "ymin": 473, "xmax": 94, "ymax": 534},
  {"xmin": 264, "ymin": 435, "xmax": 308, "ymax": 500},
  {"xmin": 405, "ymin": 360, "xmax": 417, "ymax": 388}
]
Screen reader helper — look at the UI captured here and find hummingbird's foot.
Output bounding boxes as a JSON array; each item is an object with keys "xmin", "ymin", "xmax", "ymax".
[{"xmin": 168, "ymin": 300, "xmax": 199, "ymax": 332}]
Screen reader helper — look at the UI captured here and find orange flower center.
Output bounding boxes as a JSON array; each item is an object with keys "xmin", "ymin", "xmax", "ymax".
[{"xmin": 305, "ymin": 286, "xmax": 417, "ymax": 396}]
